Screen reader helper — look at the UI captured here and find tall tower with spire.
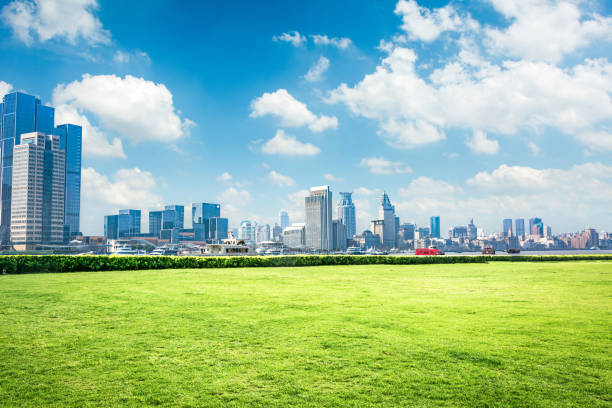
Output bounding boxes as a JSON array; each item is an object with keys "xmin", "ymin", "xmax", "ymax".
[{"xmin": 379, "ymin": 192, "xmax": 397, "ymax": 249}]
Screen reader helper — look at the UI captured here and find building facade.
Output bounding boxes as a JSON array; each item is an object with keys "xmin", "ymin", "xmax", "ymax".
[
  {"xmin": 54, "ymin": 124, "xmax": 82, "ymax": 237},
  {"xmin": 10, "ymin": 132, "xmax": 65, "ymax": 249},
  {"xmin": 337, "ymin": 192, "xmax": 356, "ymax": 240},
  {"xmin": 378, "ymin": 192, "xmax": 397, "ymax": 249},
  {"xmin": 332, "ymin": 220, "xmax": 347, "ymax": 251},
  {"xmin": 149, "ymin": 210, "xmax": 162, "ymax": 236},
  {"xmin": 279, "ymin": 210, "xmax": 290, "ymax": 230},
  {"xmin": 305, "ymin": 186, "xmax": 332, "ymax": 250},
  {"xmin": 503, "ymin": 218, "xmax": 513, "ymax": 237},
  {"xmin": 429, "ymin": 216, "xmax": 440, "ymax": 238},
  {"xmin": 282, "ymin": 223, "xmax": 305, "ymax": 248},
  {"xmin": 118, "ymin": 209, "xmax": 141, "ymax": 237},
  {"xmin": 515, "ymin": 218, "xmax": 525, "ymax": 239},
  {"xmin": 164, "ymin": 205, "xmax": 184, "ymax": 229}
]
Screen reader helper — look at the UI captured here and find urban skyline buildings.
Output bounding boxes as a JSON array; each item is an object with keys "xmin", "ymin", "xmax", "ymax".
[
  {"xmin": 430, "ymin": 216, "xmax": 440, "ymax": 239},
  {"xmin": 279, "ymin": 210, "xmax": 289, "ymax": 230},
  {"xmin": 503, "ymin": 219, "xmax": 513, "ymax": 237},
  {"xmin": 337, "ymin": 192, "xmax": 356, "ymax": 240},
  {"xmin": 54, "ymin": 124, "xmax": 82, "ymax": 236},
  {"xmin": 305, "ymin": 186, "xmax": 333, "ymax": 251}
]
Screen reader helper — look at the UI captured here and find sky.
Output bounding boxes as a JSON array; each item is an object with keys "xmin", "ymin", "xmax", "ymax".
[{"xmin": 0, "ymin": 0, "xmax": 610, "ymax": 236}]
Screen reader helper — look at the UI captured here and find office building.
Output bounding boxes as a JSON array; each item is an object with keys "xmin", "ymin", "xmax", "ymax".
[
  {"xmin": 430, "ymin": 216, "xmax": 440, "ymax": 238},
  {"xmin": 279, "ymin": 210, "xmax": 290, "ymax": 230},
  {"xmin": 239, "ymin": 220, "xmax": 255, "ymax": 242},
  {"xmin": 377, "ymin": 192, "xmax": 397, "ymax": 249},
  {"xmin": 54, "ymin": 124, "xmax": 82, "ymax": 237},
  {"xmin": 256, "ymin": 224, "xmax": 271, "ymax": 243},
  {"xmin": 192, "ymin": 202, "xmax": 222, "ymax": 241},
  {"xmin": 282, "ymin": 223, "xmax": 305, "ymax": 248},
  {"xmin": 337, "ymin": 192, "xmax": 356, "ymax": 240},
  {"xmin": 515, "ymin": 218, "xmax": 525, "ymax": 239},
  {"xmin": 272, "ymin": 225, "xmax": 282, "ymax": 241},
  {"xmin": 1, "ymin": 92, "xmax": 55, "ymax": 245},
  {"xmin": 118, "ymin": 209, "xmax": 141, "ymax": 237},
  {"xmin": 503, "ymin": 218, "xmax": 513, "ymax": 237},
  {"xmin": 164, "ymin": 205, "xmax": 184, "ymax": 229},
  {"xmin": 104, "ymin": 215, "xmax": 119, "ymax": 240},
  {"xmin": 398, "ymin": 223, "xmax": 416, "ymax": 241},
  {"xmin": 467, "ymin": 218, "xmax": 477, "ymax": 240},
  {"xmin": 192, "ymin": 203, "xmax": 220, "ymax": 224},
  {"xmin": 208, "ymin": 217, "xmax": 228, "ymax": 241},
  {"xmin": 149, "ymin": 210, "xmax": 163, "ymax": 236},
  {"xmin": 529, "ymin": 217, "xmax": 543, "ymax": 237},
  {"xmin": 452, "ymin": 226, "xmax": 468, "ymax": 238},
  {"xmin": 370, "ymin": 219, "xmax": 385, "ymax": 247},
  {"xmin": 305, "ymin": 186, "xmax": 332, "ymax": 250},
  {"xmin": 10, "ymin": 132, "xmax": 65, "ymax": 249},
  {"xmin": 332, "ymin": 220, "xmax": 347, "ymax": 251}
]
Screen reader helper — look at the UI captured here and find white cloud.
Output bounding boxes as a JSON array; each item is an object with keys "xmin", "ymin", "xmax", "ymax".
[
  {"xmin": 528, "ymin": 141, "xmax": 540, "ymax": 155},
  {"xmin": 354, "ymin": 187, "xmax": 381, "ymax": 196},
  {"xmin": 327, "ymin": 45, "xmax": 612, "ymax": 151},
  {"xmin": 310, "ymin": 34, "xmax": 352, "ymax": 49},
  {"xmin": 399, "ymin": 176, "xmax": 463, "ymax": 198},
  {"xmin": 575, "ymin": 130, "xmax": 612, "ymax": 152},
  {"xmin": 80, "ymin": 166, "xmax": 162, "ymax": 234},
  {"xmin": 250, "ymin": 89, "xmax": 338, "ymax": 132},
  {"xmin": 52, "ymin": 74, "xmax": 194, "ymax": 145},
  {"xmin": 360, "ymin": 157, "xmax": 412, "ymax": 175},
  {"xmin": 323, "ymin": 173, "xmax": 343, "ymax": 182},
  {"xmin": 394, "ymin": 0, "xmax": 475, "ymax": 42},
  {"xmin": 268, "ymin": 170, "xmax": 296, "ymax": 187},
  {"xmin": 0, "ymin": 81, "xmax": 13, "ymax": 97},
  {"xmin": 485, "ymin": 0, "xmax": 612, "ymax": 64},
  {"xmin": 466, "ymin": 130, "xmax": 500, "ymax": 155},
  {"xmin": 54, "ymin": 103, "xmax": 125, "ymax": 158},
  {"xmin": 113, "ymin": 50, "xmax": 151, "ymax": 65},
  {"xmin": 261, "ymin": 130, "xmax": 320, "ymax": 156},
  {"xmin": 273, "ymin": 31, "xmax": 306, "ymax": 46},
  {"xmin": 217, "ymin": 172, "xmax": 233, "ymax": 183},
  {"xmin": 304, "ymin": 56, "xmax": 330, "ymax": 82},
  {"xmin": 217, "ymin": 187, "xmax": 252, "ymax": 206},
  {"xmin": 1, "ymin": 0, "xmax": 110, "ymax": 45}
]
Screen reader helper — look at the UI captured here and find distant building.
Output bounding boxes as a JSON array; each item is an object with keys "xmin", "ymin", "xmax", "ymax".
[
  {"xmin": 192, "ymin": 203, "xmax": 220, "ymax": 224},
  {"xmin": 354, "ymin": 230, "xmax": 380, "ymax": 249},
  {"xmin": 208, "ymin": 217, "xmax": 229, "ymax": 241},
  {"xmin": 305, "ymin": 186, "xmax": 333, "ymax": 250},
  {"xmin": 379, "ymin": 192, "xmax": 397, "ymax": 249},
  {"xmin": 503, "ymin": 218, "xmax": 513, "ymax": 237},
  {"xmin": 452, "ymin": 226, "xmax": 468, "ymax": 238},
  {"xmin": 332, "ymin": 220, "xmax": 347, "ymax": 251},
  {"xmin": 529, "ymin": 217, "xmax": 543, "ymax": 237},
  {"xmin": 149, "ymin": 211, "xmax": 163, "ymax": 236},
  {"xmin": 370, "ymin": 220, "xmax": 384, "ymax": 247},
  {"xmin": 256, "ymin": 224, "xmax": 271, "ymax": 243},
  {"xmin": 467, "ymin": 219, "xmax": 477, "ymax": 240},
  {"xmin": 279, "ymin": 210, "xmax": 290, "ymax": 230},
  {"xmin": 192, "ymin": 203, "xmax": 222, "ymax": 241},
  {"xmin": 104, "ymin": 215, "xmax": 119, "ymax": 240},
  {"xmin": 239, "ymin": 220, "xmax": 256, "ymax": 242},
  {"xmin": 164, "ymin": 205, "xmax": 184, "ymax": 229},
  {"xmin": 118, "ymin": 210, "xmax": 141, "ymax": 237},
  {"xmin": 515, "ymin": 218, "xmax": 525, "ymax": 239},
  {"xmin": 10, "ymin": 132, "xmax": 65, "ymax": 249},
  {"xmin": 272, "ymin": 225, "xmax": 282, "ymax": 242},
  {"xmin": 282, "ymin": 223, "xmax": 306, "ymax": 248},
  {"xmin": 416, "ymin": 227, "xmax": 430, "ymax": 240},
  {"xmin": 430, "ymin": 216, "xmax": 440, "ymax": 238},
  {"xmin": 398, "ymin": 223, "xmax": 416, "ymax": 240},
  {"xmin": 337, "ymin": 192, "xmax": 356, "ymax": 240}
]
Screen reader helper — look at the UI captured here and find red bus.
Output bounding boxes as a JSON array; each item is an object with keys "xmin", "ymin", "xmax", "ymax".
[{"xmin": 415, "ymin": 248, "xmax": 444, "ymax": 256}]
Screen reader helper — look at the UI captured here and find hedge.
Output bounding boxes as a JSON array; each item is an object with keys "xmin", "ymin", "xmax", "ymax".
[{"xmin": 0, "ymin": 254, "xmax": 610, "ymax": 274}]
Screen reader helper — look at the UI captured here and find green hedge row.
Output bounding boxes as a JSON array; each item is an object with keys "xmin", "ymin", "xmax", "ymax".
[{"xmin": 0, "ymin": 254, "xmax": 609, "ymax": 274}]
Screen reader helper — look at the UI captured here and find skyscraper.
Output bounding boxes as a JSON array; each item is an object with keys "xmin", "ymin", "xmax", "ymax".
[
  {"xmin": 239, "ymin": 220, "xmax": 255, "ymax": 241},
  {"xmin": 149, "ymin": 210, "xmax": 163, "ymax": 236},
  {"xmin": 305, "ymin": 186, "xmax": 332, "ymax": 250},
  {"xmin": 10, "ymin": 132, "xmax": 65, "ymax": 249},
  {"xmin": 467, "ymin": 218, "xmax": 477, "ymax": 240},
  {"xmin": 529, "ymin": 217, "xmax": 543, "ymax": 237},
  {"xmin": 104, "ymin": 215, "xmax": 119, "ymax": 240},
  {"xmin": 192, "ymin": 203, "xmax": 220, "ymax": 224},
  {"xmin": 192, "ymin": 203, "xmax": 223, "ymax": 241},
  {"xmin": 503, "ymin": 218, "xmax": 513, "ymax": 237},
  {"xmin": 515, "ymin": 218, "xmax": 525, "ymax": 239},
  {"xmin": 54, "ymin": 124, "xmax": 82, "ymax": 236},
  {"xmin": 1, "ymin": 92, "xmax": 55, "ymax": 245},
  {"xmin": 208, "ymin": 217, "xmax": 229, "ymax": 241},
  {"xmin": 337, "ymin": 192, "xmax": 356, "ymax": 239},
  {"xmin": 430, "ymin": 216, "xmax": 441, "ymax": 238},
  {"xmin": 332, "ymin": 220, "xmax": 347, "ymax": 251},
  {"xmin": 379, "ymin": 192, "xmax": 396, "ymax": 249},
  {"xmin": 279, "ymin": 210, "xmax": 290, "ymax": 230}
]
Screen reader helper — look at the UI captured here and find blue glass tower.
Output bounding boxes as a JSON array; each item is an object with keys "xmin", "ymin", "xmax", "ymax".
[
  {"xmin": 429, "ymin": 216, "xmax": 441, "ymax": 238},
  {"xmin": 337, "ymin": 192, "xmax": 356, "ymax": 240},
  {"xmin": 0, "ymin": 92, "xmax": 56, "ymax": 245},
  {"xmin": 104, "ymin": 215, "xmax": 119, "ymax": 240},
  {"xmin": 164, "ymin": 205, "xmax": 184, "ymax": 229},
  {"xmin": 118, "ymin": 209, "xmax": 141, "ymax": 237},
  {"xmin": 149, "ymin": 210, "xmax": 163, "ymax": 236},
  {"xmin": 192, "ymin": 203, "xmax": 220, "ymax": 224},
  {"xmin": 55, "ymin": 124, "xmax": 82, "ymax": 237}
]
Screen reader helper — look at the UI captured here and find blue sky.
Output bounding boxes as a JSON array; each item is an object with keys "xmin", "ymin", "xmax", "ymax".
[{"xmin": 0, "ymin": 0, "xmax": 610, "ymax": 236}]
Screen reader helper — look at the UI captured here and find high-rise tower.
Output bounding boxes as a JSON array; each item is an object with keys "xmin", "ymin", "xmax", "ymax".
[{"xmin": 337, "ymin": 192, "xmax": 356, "ymax": 239}]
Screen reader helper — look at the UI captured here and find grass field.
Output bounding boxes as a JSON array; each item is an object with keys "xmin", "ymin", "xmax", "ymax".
[{"xmin": 0, "ymin": 262, "xmax": 610, "ymax": 407}]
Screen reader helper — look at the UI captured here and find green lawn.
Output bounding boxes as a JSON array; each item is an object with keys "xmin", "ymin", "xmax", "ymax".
[{"xmin": 0, "ymin": 262, "xmax": 610, "ymax": 407}]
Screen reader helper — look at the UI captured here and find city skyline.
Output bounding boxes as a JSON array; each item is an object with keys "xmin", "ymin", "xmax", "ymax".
[{"xmin": 0, "ymin": 0, "xmax": 610, "ymax": 236}]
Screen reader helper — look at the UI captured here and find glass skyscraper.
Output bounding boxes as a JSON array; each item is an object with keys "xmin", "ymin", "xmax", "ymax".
[
  {"xmin": 164, "ymin": 205, "xmax": 184, "ymax": 229},
  {"xmin": 279, "ymin": 210, "xmax": 290, "ymax": 230},
  {"xmin": 192, "ymin": 203, "xmax": 220, "ymax": 224},
  {"xmin": 337, "ymin": 192, "xmax": 356, "ymax": 240},
  {"xmin": 118, "ymin": 209, "xmax": 141, "ymax": 237},
  {"xmin": 104, "ymin": 215, "xmax": 119, "ymax": 240},
  {"xmin": 54, "ymin": 124, "xmax": 82, "ymax": 236},
  {"xmin": 0, "ymin": 92, "xmax": 55, "ymax": 245},
  {"xmin": 149, "ymin": 210, "xmax": 163, "ymax": 236},
  {"xmin": 429, "ymin": 216, "xmax": 441, "ymax": 238},
  {"xmin": 515, "ymin": 218, "xmax": 525, "ymax": 239},
  {"xmin": 503, "ymin": 218, "xmax": 513, "ymax": 237},
  {"xmin": 305, "ymin": 186, "xmax": 333, "ymax": 250}
]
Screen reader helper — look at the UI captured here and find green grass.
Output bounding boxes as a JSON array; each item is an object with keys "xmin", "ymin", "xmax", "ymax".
[{"xmin": 0, "ymin": 262, "xmax": 610, "ymax": 407}]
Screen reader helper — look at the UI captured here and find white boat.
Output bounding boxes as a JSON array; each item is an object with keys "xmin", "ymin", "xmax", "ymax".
[{"xmin": 111, "ymin": 245, "xmax": 146, "ymax": 256}]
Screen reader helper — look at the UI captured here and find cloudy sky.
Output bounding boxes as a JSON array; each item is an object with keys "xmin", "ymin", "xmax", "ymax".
[{"xmin": 0, "ymin": 0, "xmax": 610, "ymax": 235}]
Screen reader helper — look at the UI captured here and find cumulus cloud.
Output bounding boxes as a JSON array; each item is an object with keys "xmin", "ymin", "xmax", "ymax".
[
  {"xmin": 394, "ymin": 163, "xmax": 612, "ymax": 233},
  {"xmin": 466, "ymin": 130, "xmax": 500, "ymax": 155},
  {"xmin": 485, "ymin": 0, "xmax": 612, "ymax": 64},
  {"xmin": 304, "ymin": 56, "xmax": 330, "ymax": 82},
  {"xmin": 54, "ymin": 103, "xmax": 125, "ymax": 158},
  {"xmin": 394, "ymin": 0, "xmax": 476, "ymax": 42},
  {"xmin": 273, "ymin": 31, "xmax": 306, "ymax": 46},
  {"xmin": 261, "ymin": 130, "xmax": 320, "ymax": 156},
  {"xmin": 0, "ymin": 81, "xmax": 13, "ymax": 97},
  {"xmin": 217, "ymin": 172, "xmax": 233, "ymax": 183},
  {"xmin": 268, "ymin": 170, "xmax": 296, "ymax": 187},
  {"xmin": 360, "ymin": 157, "xmax": 412, "ymax": 175},
  {"xmin": 217, "ymin": 187, "xmax": 252, "ymax": 205},
  {"xmin": 354, "ymin": 187, "xmax": 381, "ymax": 196},
  {"xmin": 1, "ymin": 0, "xmax": 110, "ymax": 45},
  {"xmin": 113, "ymin": 50, "xmax": 151, "ymax": 65},
  {"xmin": 310, "ymin": 34, "xmax": 352, "ymax": 49},
  {"xmin": 52, "ymin": 74, "xmax": 194, "ymax": 147},
  {"xmin": 327, "ymin": 44, "xmax": 612, "ymax": 151},
  {"xmin": 80, "ymin": 166, "xmax": 162, "ymax": 234},
  {"xmin": 250, "ymin": 89, "xmax": 338, "ymax": 132},
  {"xmin": 528, "ymin": 141, "xmax": 540, "ymax": 155}
]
